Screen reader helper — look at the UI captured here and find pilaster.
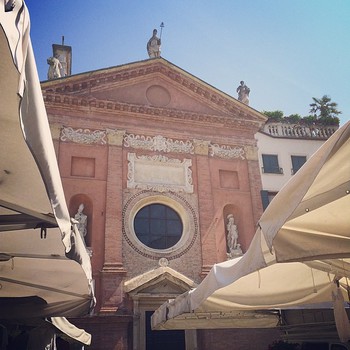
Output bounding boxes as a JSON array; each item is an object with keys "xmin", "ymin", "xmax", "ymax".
[
  {"xmin": 194, "ymin": 140, "xmax": 217, "ymax": 275},
  {"xmin": 100, "ymin": 130, "xmax": 126, "ymax": 313}
]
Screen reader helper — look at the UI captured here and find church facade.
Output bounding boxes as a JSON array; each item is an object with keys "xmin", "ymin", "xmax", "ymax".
[{"xmin": 41, "ymin": 57, "xmax": 280, "ymax": 349}]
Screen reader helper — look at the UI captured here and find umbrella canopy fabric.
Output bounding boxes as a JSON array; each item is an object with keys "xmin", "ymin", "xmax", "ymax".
[
  {"xmin": 50, "ymin": 317, "xmax": 92, "ymax": 346},
  {"xmin": 152, "ymin": 122, "xmax": 350, "ymax": 332},
  {"xmin": 260, "ymin": 122, "xmax": 350, "ymax": 263},
  {"xmin": 0, "ymin": 0, "xmax": 72, "ymax": 251},
  {"xmin": 0, "ymin": 0, "xmax": 93, "ymax": 328}
]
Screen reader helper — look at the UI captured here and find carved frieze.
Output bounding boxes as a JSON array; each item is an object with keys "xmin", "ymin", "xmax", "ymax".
[
  {"xmin": 60, "ymin": 127, "xmax": 107, "ymax": 145},
  {"xmin": 127, "ymin": 153, "xmax": 193, "ymax": 193},
  {"xmin": 209, "ymin": 143, "xmax": 245, "ymax": 160},
  {"xmin": 59, "ymin": 127, "xmax": 246, "ymax": 160},
  {"xmin": 124, "ymin": 134, "xmax": 194, "ymax": 154}
]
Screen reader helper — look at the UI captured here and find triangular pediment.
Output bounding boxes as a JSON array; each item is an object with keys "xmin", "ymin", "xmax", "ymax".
[
  {"xmin": 124, "ymin": 266, "xmax": 196, "ymax": 296},
  {"xmin": 87, "ymin": 74, "xmax": 223, "ymax": 116},
  {"xmin": 41, "ymin": 58, "xmax": 266, "ymax": 126}
]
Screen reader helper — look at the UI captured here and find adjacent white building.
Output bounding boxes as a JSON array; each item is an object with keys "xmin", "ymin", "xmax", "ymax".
[{"xmin": 255, "ymin": 122, "xmax": 338, "ymax": 209}]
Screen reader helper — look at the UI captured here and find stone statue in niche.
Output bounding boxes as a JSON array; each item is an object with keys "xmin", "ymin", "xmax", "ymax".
[
  {"xmin": 147, "ymin": 29, "xmax": 161, "ymax": 58},
  {"xmin": 74, "ymin": 203, "xmax": 88, "ymax": 240},
  {"xmin": 236, "ymin": 81, "xmax": 250, "ymax": 105},
  {"xmin": 226, "ymin": 214, "xmax": 242, "ymax": 258},
  {"xmin": 47, "ymin": 56, "xmax": 62, "ymax": 80}
]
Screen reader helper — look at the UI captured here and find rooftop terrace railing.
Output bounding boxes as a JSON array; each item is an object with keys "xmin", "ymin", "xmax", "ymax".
[{"xmin": 262, "ymin": 122, "xmax": 338, "ymax": 139}]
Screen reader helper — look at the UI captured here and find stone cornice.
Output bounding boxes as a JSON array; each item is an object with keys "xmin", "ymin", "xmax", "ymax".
[
  {"xmin": 41, "ymin": 58, "xmax": 266, "ymax": 125},
  {"xmin": 43, "ymin": 92, "xmax": 261, "ymax": 129}
]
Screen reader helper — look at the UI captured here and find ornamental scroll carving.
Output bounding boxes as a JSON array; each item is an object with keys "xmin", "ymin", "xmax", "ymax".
[
  {"xmin": 59, "ymin": 127, "xmax": 246, "ymax": 160},
  {"xmin": 127, "ymin": 153, "xmax": 193, "ymax": 193},
  {"xmin": 60, "ymin": 127, "xmax": 107, "ymax": 145},
  {"xmin": 209, "ymin": 143, "xmax": 245, "ymax": 160},
  {"xmin": 124, "ymin": 134, "xmax": 194, "ymax": 154}
]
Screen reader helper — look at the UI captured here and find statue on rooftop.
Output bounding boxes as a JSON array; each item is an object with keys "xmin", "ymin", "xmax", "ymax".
[
  {"xmin": 147, "ymin": 29, "xmax": 161, "ymax": 58},
  {"xmin": 47, "ymin": 55, "xmax": 62, "ymax": 80},
  {"xmin": 236, "ymin": 81, "xmax": 250, "ymax": 105}
]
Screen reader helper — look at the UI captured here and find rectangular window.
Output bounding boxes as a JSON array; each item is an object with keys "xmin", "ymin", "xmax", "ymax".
[
  {"xmin": 261, "ymin": 190, "xmax": 278, "ymax": 210},
  {"xmin": 291, "ymin": 155, "xmax": 306, "ymax": 174},
  {"xmin": 262, "ymin": 154, "xmax": 283, "ymax": 174}
]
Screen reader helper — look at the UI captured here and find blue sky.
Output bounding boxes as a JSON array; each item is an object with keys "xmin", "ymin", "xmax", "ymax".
[{"xmin": 25, "ymin": 0, "xmax": 350, "ymax": 125}]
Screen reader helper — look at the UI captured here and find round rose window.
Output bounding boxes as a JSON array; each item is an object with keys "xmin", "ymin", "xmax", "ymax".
[{"xmin": 133, "ymin": 203, "xmax": 183, "ymax": 249}]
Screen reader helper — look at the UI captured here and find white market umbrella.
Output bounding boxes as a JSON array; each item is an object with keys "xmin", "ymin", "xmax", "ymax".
[
  {"xmin": 0, "ymin": 1, "xmax": 93, "ymax": 344},
  {"xmin": 152, "ymin": 121, "xmax": 350, "ymax": 338}
]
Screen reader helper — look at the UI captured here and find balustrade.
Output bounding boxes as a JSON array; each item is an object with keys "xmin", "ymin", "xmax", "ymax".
[{"xmin": 263, "ymin": 123, "xmax": 338, "ymax": 139}]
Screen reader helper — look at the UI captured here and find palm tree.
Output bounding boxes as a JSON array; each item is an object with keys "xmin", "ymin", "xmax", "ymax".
[{"xmin": 309, "ymin": 95, "xmax": 341, "ymax": 119}]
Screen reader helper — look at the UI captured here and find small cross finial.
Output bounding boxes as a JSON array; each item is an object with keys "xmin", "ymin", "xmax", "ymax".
[{"xmin": 160, "ymin": 22, "xmax": 164, "ymax": 39}]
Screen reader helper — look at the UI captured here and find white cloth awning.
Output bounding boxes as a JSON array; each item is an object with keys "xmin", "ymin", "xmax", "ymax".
[
  {"xmin": 152, "ymin": 122, "xmax": 350, "ymax": 335},
  {"xmin": 50, "ymin": 317, "xmax": 91, "ymax": 346},
  {"xmin": 0, "ymin": 0, "xmax": 94, "ymax": 322}
]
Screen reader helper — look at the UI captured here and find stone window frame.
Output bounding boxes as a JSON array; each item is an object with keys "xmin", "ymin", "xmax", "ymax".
[{"xmin": 123, "ymin": 191, "xmax": 198, "ymax": 260}]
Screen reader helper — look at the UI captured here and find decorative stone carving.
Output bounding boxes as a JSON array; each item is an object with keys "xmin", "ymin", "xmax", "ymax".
[
  {"xmin": 209, "ymin": 144, "xmax": 245, "ymax": 160},
  {"xmin": 122, "ymin": 190, "xmax": 199, "ymax": 261},
  {"xmin": 127, "ymin": 153, "xmax": 193, "ymax": 193},
  {"xmin": 226, "ymin": 214, "xmax": 242, "ymax": 259},
  {"xmin": 61, "ymin": 127, "xmax": 107, "ymax": 145},
  {"xmin": 106, "ymin": 129, "xmax": 126, "ymax": 146},
  {"xmin": 74, "ymin": 203, "xmax": 88, "ymax": 240},
  {"xmin": 158, "ymin": 258, "xmax": 169, "ymax": 267},
  {"xmin": 59, "ymin": 128, "xmax": 247, "ymax": 161},
  {"xmin": 193, "ymin": 139, "xmax": 210, "ymax": 156},
  {"xmin": 124, "ymin": 134, "xmax": 194, "ymax": 154}
]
